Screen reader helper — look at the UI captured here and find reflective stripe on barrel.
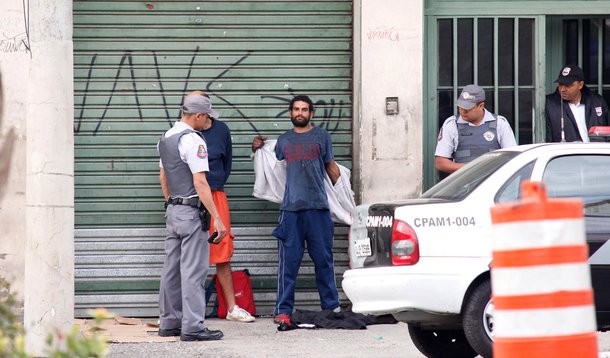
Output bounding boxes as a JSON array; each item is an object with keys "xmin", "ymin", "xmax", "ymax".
[{"xmin": 490, "ymin": 181, "xmax": 597, "ymax": 358}]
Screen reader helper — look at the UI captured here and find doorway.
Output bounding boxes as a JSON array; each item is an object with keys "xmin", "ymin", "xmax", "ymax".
[
  {"xmin": 547, "ymin": 17, "xmax": 610, "ymax": 105},
  {"xmin": 424, "ymin": 14, "xmax": 610, "ymax": 189}
]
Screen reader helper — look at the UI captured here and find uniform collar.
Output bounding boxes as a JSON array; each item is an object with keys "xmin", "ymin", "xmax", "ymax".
[
  {"xmin": 174, "ymin": 121, "xmax": 195, "ymax": 131},
  {"xmin": 456, "ymin": 109, "xmax": 496, "ymax": 126}
]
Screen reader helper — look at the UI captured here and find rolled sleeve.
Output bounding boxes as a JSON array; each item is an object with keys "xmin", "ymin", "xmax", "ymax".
[
  {"xmin": 496, "ymin": 116, "xmax": 517, "ymax": 148},
  {"xmin": 434, "ymin": 117, "xmax": 458, "ymax": 158},
  {"xmin": 180, "ymin": 133, "xmax": 209, "ymax": 173}
]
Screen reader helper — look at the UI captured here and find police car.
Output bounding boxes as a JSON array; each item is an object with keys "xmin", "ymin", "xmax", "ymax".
[{"xmin": 342, "ymin": 143, "xmax": 610, "ymax": 358}]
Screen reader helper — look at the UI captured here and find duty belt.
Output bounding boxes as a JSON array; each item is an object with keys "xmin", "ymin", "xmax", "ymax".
[
  {"xmin": 165, "ymin": 197, "xmax": 211, "ymax": 231},
  {"xmin": 166, "ymin": 197, "xmax": 200, "ymax": 208}
]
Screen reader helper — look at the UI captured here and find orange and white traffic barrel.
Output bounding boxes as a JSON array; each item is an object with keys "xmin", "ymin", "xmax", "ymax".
[{"xmin": 490, "ymin": 181, "xmax": 597, "ymax": 358}]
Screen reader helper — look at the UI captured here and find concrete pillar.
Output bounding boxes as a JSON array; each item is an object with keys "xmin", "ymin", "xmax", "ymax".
[
  {"xmin": 0, "ymin": 0, "xmax": 30, "ymax": 310},
  {"xmin": 23, "ymin": 0, "xmax": 74, "ymax": 355},
  {"xmin": 355, "ymin": 0, "xmax": 424, "ymax": 202}
]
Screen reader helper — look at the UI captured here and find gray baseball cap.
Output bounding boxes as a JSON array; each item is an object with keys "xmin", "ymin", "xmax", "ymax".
[
  {"xmin": 456, "ymin": 84, "xmax": 486, "ymax": 110},
  {"xmin": 180, "ymin": 95, "xmax": 220, "ymax": 118}
]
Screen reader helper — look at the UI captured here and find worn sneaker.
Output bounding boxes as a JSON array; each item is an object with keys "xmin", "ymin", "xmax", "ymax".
[
  {"xmin": 226, "ymin": 305, "xmax": 255, "ymax": 323},
  {"xmin": 274, "ymin": 314, "xmax": 298, "ymax": 332},
  {"xmin": 273, "ymin": 313, "xmax": 291, "ymax": 325}
]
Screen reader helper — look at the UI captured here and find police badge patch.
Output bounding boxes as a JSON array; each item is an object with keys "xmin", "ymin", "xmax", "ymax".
[
  {"xmin": 462, "ymin": 91, "xmax": 474, "ymax": 100},
  {"xmin": 596, "ymin": 107, "xmax": 602, "ymax": 117},
  {"xmin": 483, "ymin": 131, "xmax": 495, "ymax": 142},
  {"xmin": 197, "ymin": 144, "xmax": 208, "ymax": 158}
]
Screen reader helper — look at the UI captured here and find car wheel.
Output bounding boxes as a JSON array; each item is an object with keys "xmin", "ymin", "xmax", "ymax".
[
  {"xmin": 407, "ymin": 324, "xmax": 478, "ymax": 358},
  {"xmin": 463, "ymin": 279, "xmax": 493, "ymax": 358}
]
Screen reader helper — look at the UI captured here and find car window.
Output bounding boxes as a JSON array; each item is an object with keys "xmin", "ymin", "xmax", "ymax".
[
  {"xmin": 542, "ymin": 155, "xmax": 610, "ymax": 218},
  {"xmin": 495, "ymin": 160, "xmax": 535, "ymax": 204},
  {"xmin": 423, "ymin": 151, "xmax": 519, "ymax": 201}
]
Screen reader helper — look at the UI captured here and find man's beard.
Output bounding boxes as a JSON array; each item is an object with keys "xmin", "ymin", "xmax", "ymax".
[{"xmin": 291, "ymin": 115, "xmax": 311, "ymax": 128}]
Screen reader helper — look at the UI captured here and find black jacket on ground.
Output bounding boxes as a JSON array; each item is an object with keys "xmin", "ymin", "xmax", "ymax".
[
  {"xmin": 291, "ymin": 309, "xmax": 397, "ymax": 329},
  {"xmin": 545, "ymin": 85, "xmax": 609, "ymax": 142}
]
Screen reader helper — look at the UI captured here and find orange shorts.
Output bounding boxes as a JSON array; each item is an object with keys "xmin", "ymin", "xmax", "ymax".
[{"xmin": 209, "ymin": 190, "xmax": 235, "ymax": 264}]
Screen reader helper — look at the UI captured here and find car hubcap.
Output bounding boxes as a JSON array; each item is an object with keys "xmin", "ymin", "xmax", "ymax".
[{"xmin": 483, "ymin": 298, "xmax": 494, "ymax": 339}]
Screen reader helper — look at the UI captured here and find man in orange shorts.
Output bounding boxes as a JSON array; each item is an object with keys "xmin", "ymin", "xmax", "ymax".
[{"xmin": 192, "ymin": 91, "xmax": 255, "ymax": 323}]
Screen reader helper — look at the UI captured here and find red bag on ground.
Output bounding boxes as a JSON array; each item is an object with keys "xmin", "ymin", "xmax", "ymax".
[{"xmin": 214, "ymin": 269, "xmax": 256, "ymax": 318}]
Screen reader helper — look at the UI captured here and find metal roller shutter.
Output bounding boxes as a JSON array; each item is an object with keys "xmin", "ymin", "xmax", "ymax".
[{"xmin": 73, "ymin": 1, "xmax": 353, "ymax": 317}]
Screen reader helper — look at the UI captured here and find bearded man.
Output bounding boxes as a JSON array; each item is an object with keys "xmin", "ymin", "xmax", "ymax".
[{"xmin": 251, "ymin": 95, "xmax": 341, "ymax": 327}]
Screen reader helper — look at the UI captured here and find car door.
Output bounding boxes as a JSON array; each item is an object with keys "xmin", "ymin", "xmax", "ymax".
[{"xmin": 541, "ymin": 154, "xmax": 610, "ymax": 325}]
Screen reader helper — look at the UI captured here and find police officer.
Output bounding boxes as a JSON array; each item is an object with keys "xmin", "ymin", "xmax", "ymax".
[
  {"xmin": 188, "ymin": 91, "xmax": 255, "ymax": 323},
  {"xmin": 435, "ymin": 84, "xmax": 517, "ymax": 175},
  {"xmin": 545, "ymin": 64, "xmax": 610, "ymax": 142},
  {"xmin": 157, "ymin": 93, "xmax": 227, "ymax": 341}
]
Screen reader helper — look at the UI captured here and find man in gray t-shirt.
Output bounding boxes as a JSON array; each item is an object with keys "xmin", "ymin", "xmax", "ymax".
[{"xmin": 252, "ymin": 95, "xmax": 341, "ymax": 327}]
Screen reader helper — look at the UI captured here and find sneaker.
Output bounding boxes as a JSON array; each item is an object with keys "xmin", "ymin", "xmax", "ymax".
[
  {"xmin": 273, "ymin": 313, "xmax": 291, "ymax": 325},
  {"xmin": 226, "ymin": 305, "xmax": 255, "ymax": 323}
]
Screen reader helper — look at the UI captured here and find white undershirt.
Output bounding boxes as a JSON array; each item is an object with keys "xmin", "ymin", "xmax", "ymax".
[{"xmin": 569, "ymin": 102, "xmax": 589, "ymax": 142}]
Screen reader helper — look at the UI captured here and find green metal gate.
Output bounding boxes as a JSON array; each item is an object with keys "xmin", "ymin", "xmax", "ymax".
[
  {"xmin": 73, "ymin": 1, "xmax": 353, "ymax": 317},
  {"xmin": 546, "ymin": 17, "xmax": 610, "ymax": 102}
]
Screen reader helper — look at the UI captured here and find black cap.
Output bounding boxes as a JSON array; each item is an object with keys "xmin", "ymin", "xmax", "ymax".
[{"xmin": 554, "ymin": 65, "xmax": 584, "ymax": 85}]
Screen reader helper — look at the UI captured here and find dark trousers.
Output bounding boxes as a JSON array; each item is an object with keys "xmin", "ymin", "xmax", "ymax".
[{"xmin": 272, "ymin": 209, "xmax": 339, "ymax": 315}]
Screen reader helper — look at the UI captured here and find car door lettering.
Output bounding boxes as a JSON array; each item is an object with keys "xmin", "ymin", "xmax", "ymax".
[{"xmin": 413, "ymin": 216, "xmax": 476, "ymax": 227}]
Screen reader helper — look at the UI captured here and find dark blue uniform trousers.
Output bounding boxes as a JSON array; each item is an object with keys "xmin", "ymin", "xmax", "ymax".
[{"xmin": 272, "ymin": 209, "xmax": 339, "ymax": 315}]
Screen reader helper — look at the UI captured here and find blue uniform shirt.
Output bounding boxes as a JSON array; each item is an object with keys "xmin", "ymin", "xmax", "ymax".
[{"xmin": 275, "ymin": 126, "xmax": 333, "ymax": 211}]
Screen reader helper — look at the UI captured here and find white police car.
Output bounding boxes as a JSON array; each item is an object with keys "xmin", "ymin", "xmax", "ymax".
[{"xmin": 342, "ymin": 143, "xmax": 610, "ymax": 358}]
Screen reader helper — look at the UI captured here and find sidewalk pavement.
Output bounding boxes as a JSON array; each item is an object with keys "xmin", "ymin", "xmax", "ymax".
[
  {"xmin": 98, "ymin": 316, "xmax": 610, "ymax": 358},
  {"xmin": 104, "ymin": 317, "xmax": 416, "ymax": 358}
]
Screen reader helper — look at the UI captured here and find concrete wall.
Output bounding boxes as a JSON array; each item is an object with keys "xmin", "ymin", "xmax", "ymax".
[
  {"xmin": 0, "ymin": 0, "xmax": 31, "ymax": 308},
  {"xmin": 0, "ymin": 0, "xmax": 74, "ymax": 355},
  {"xmin": 355, "ymin": 0, "xmax": 424, "ymax": 203}
]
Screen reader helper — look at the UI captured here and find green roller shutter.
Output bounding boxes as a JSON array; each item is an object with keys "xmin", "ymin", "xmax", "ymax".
[{"xmin": 73, "ymin": 1, "xmax": 353, "ymax": 317}]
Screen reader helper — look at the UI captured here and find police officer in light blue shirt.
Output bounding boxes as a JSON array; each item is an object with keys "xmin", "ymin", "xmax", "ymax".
[
  {"xmin": 435, "ymin": 84, "xmax": 517, "ymax": 175},
  {"xmin": 157, "ymin": 93, "xmax": 227, "ymax": 341}
]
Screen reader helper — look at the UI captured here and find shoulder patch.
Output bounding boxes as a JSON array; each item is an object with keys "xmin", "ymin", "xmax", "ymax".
[
  {"xmin": 437, "ymin": 128, "xmax": 443, "ymax": 141},
  {"xmin": 197, "ymin": 144, "xmax": 208, "ymax": 158}
]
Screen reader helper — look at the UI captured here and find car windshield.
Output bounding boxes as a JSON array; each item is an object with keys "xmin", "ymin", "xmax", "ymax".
[{"xmin": 422, "ymin": 151, "xmax": 520, "ymax": 201}]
